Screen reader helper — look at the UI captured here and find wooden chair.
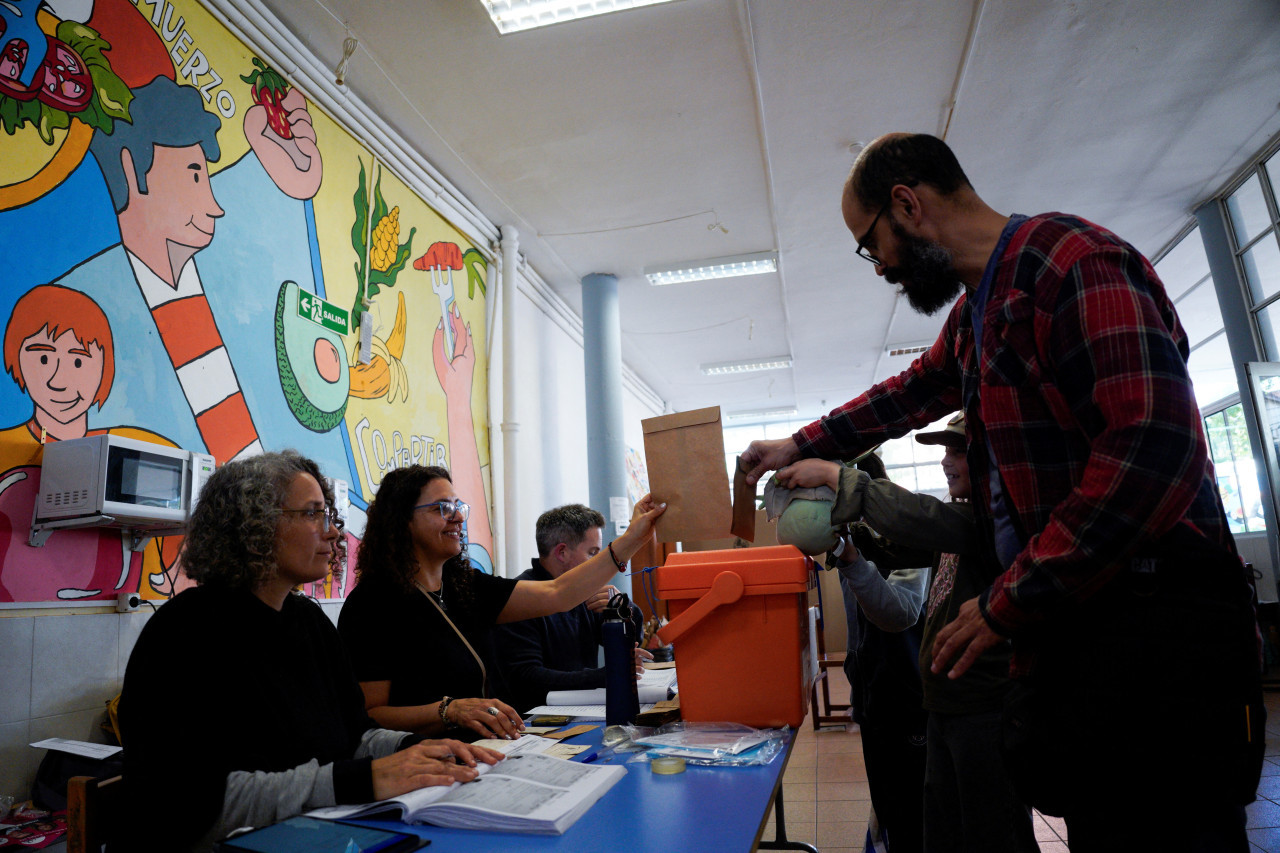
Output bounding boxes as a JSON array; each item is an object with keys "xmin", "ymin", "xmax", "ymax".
[
  {"xmin": 809, "ymin": 581, "xmax": 852, "ymax": 730},
  {"xmin": 67, "ymin": 774, "xmax": 123, "ymax": 853}
]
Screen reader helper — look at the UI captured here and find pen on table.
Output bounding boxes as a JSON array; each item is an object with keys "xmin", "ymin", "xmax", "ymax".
[{"xmin": 578, "ymin": 751, "xmax": 600, "ymax": 763}]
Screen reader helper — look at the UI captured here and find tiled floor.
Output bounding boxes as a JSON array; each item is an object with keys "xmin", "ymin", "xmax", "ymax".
[
  {"xmin": 1248, "ymin": 688, "xmax": 1280, "ymax": 851},
  {"xmin": 763, "ymin": 671, "xmax": 1280, "ymax": 852}
]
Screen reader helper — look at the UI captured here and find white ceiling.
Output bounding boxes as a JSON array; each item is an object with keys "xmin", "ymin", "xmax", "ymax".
[{"xmin": 259, "ymin": 0, "xmax": 1280, "ymax": 421}]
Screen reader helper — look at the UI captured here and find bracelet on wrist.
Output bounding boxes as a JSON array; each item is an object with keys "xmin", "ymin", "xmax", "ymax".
[
  {"xmin": 607, "ymin": 541, "xmax": 626, "ymax": 571},
  {"xmin": 438, "ymin": 696, "xmax": 454, "ymax": 726}
]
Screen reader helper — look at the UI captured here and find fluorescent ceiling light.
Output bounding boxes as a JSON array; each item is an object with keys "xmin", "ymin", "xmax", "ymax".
[
  {"xmin": 701, "ymin": 356, "xmax": 792, "ymax": 376},
  {"xmin": 727, "ymin": 407, "xmax": 799, "ymax": 422},
  {"xmin": 645, "ymin": 252, "xmax": 778, "ymax": 286},
  {"xmin": 480, "ymin": 0, "xmax": 682, "ymax": 35},
  {"xmin": 884, "ymin": 342, "xmax": 932, "ymax": 357}
]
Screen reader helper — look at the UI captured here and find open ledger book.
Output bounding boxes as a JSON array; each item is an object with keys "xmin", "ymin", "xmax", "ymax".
[{"xmin": 308, "ymin": 747, "xmax": 624, "ymax": 835}]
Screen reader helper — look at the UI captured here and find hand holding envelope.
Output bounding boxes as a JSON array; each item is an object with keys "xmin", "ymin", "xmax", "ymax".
[{"xmin": 640, "ymin": 406, "xmax": 757, "ymax": 544}]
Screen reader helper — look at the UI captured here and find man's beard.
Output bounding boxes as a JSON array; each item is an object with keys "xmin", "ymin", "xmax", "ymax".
[{"xmin": 882, "ymin": 219, "xmax": 964, "ymax": 315}]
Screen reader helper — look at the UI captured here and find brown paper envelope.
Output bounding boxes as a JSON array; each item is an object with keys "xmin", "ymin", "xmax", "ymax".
[
  {"xmin": 544, "ymin": 724, "xmax": 599, "ymax": 741},
  {"xmin": 731, "ymin": 456, "xmax": 756, "ymax": 542},
  {"xmin": 641, "ymin": 406, "xmax": 732, "ymax": 542}
]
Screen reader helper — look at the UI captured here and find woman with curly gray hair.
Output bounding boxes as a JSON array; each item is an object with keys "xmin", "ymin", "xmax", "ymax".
[{"xmin": 118, "ymin": 451, "xmax": 501, "ymax": 853}]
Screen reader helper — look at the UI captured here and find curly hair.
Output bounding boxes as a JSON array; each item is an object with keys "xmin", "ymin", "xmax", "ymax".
[
  {"xmin": 535, "ymin": 504, "xmax": 605, "ymax": 558},
  {"xmin": 180, "ymin": 450, "xmax": 345, "ymax": 592},
  {"xmin": 357, "ymin": 465, "xmax": 473, "ymax": 596},
  {"xmin": 846, "ymin": 133, "xmax": 972, "ymax": 211}
]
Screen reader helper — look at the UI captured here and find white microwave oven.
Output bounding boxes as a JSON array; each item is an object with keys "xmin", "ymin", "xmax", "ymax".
[{"xmin": 34, "ymin": 434, "xmax": 215, "ymax": 529}]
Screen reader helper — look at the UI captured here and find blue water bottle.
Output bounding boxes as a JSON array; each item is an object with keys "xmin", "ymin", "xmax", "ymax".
[{"xmin": 603, "ymin": 592, "xmax": 641, "ymax": 725}]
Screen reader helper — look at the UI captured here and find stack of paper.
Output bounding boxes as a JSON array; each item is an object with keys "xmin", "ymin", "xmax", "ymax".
[{"xmin": 523, "ymin": 667, "xmax": 677, "ymax": 719}]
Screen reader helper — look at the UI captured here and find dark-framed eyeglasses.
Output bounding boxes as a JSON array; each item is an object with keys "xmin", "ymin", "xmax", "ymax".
[
  {"xmin": 854, "ymin": 199, "xmax": 892, "ymax": 266},
  {"xmin": 281, "ymin": 505, "xmax": 340, "ymax": 532},
  {"xmin": 416, "ymin": 499, "xmax": 471, "ymax": 521}
]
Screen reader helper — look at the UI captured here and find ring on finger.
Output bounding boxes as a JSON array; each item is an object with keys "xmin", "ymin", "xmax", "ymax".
[{"xmin": 486, "ymin": 706, "xmax": 501, "ymax": 716}]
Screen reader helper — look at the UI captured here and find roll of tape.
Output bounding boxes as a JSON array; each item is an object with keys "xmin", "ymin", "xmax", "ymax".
[{"xmin": 651, "ymin": 756, "xmax": 686, "ymax": 775}]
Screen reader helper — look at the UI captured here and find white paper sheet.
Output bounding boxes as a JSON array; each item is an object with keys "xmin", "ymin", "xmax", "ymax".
[{"xmin": 29, "ymin": 738, "xmax": 121, "ymax": 759}]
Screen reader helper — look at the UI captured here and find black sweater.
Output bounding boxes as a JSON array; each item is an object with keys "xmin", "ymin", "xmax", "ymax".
[
  {"xmin": 119, "ymin": 586, "xmax": 382, "ymax": 849},
  {"xmin": 493, "ymin": 561, "xmax": 618, "ymax": 712}
]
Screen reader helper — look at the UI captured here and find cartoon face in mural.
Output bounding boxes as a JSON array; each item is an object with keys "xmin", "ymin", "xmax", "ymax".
[
  {"xmin": 0, "ymin": 284, "xmax": 181, "ymax": 603},
  {"xmin": 90, "ymin": 76, "xmax": 224, "ymax": 284},
  {"xmin": 120, "ymin": 142, "xmax": 225, "ymax": 258},
  {"xmin": 3, "ymin": 284, "xmax": 113, "ymax": 440},
  {"xmin": 18, "ymin": 328, "xmax": 105, "ymax": 430}
]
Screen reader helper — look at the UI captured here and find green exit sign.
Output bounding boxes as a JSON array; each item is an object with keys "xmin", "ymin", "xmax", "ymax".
[{"xmin": 298, "ymin": 290, "xmax": 350, "ymax": 335}]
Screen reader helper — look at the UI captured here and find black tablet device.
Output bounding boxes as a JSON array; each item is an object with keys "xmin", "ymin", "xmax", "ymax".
[{"xmin": 217, "ymin": 815, "xmax": 426, "ymax": 852}]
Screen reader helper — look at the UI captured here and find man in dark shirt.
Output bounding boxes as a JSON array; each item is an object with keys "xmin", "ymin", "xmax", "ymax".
[{"xmin": 496, "ymin": 504, "xmax": 646, "ymax": 712}]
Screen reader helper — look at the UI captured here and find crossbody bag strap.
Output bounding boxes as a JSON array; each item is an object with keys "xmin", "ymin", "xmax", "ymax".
[{"xmin": 415, "ymin": 581, "xmax": 488, "ymax": 697}]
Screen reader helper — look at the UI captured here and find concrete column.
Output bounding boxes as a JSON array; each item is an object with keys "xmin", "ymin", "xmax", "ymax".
[
  {"xmin": 500, "ymin": 227, "xmax": 521, "ymax": 576},
  {"xmin": 581, "ymin": 272, "xmax": 630, "ymax": 594}
]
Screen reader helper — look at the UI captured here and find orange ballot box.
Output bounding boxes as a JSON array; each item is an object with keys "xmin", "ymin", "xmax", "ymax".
[{"xmin": 655, "ymin": 545, "xmax": 816, "ymax": 728}]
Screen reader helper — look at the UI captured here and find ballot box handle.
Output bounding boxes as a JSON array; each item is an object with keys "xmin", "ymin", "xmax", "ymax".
[{"xmin": 655, "ymin": 570, "xmax": 745, "ymax": 645}]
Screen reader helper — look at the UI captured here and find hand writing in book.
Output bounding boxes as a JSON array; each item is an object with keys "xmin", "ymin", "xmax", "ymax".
[{"xmin": 371, "ymin": 740, "xmax": 502, "ymax": 800}]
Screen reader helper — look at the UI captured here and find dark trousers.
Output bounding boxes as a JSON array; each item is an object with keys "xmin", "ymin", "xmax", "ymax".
[
  {"xmin": 1064, "ymin": 802, "xmax": 1248, "ymax": 852},
  {"xmin": 1001, "ymin": 539, "xmax": 1264, "ymax": 846},
  {"xmin": 860, "ymin": 719, "xmax": 926, "ymax": 853},
  {"xmin": 923, "ymin": 710, "xmax": 1038, "ymax": 853}
]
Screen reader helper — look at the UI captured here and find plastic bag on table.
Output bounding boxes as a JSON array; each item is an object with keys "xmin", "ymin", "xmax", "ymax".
[{"xmin": 627, "ymin": 721, "xmax": 787, "ymax": 766}]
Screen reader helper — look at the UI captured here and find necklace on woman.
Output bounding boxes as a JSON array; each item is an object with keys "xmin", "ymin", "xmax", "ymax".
[{"xmin": 415, "ymin": 576, "xmax": 447, "ymax": 612}]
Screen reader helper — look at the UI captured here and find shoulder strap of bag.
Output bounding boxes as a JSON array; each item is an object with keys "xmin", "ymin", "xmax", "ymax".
[{"xmin": 415, "ymin": 581, "xmax": 488, "ymax": 696}]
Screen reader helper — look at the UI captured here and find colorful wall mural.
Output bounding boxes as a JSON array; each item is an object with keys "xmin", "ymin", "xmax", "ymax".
[{"xmin": 0, "ymin": 0, "xmax": 493, "ymax": 603}]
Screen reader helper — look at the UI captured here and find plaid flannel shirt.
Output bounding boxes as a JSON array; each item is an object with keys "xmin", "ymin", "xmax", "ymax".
[{"xmin": 795, "ymin": 213, "xmax": 1231, "ymax": 649}]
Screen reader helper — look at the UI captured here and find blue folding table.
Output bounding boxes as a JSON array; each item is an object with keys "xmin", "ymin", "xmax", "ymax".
[{"xmin": 354, "ymin": 725, "xmax": 819, "ymax": 853}]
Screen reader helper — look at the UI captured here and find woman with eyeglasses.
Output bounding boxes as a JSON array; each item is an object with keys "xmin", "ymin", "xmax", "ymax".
[
  {"xmin": 118, "ymin": 452, "xmax": 501, "ymax": 852},
  {"xmin": 338, "ymin": 465, "xmax": 665, "ymax": 741}
]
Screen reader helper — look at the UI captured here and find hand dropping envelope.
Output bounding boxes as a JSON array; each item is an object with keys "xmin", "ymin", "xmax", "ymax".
[{"xmin": 730, "ymin": 456, "xmax": 756, "ymax": 542}]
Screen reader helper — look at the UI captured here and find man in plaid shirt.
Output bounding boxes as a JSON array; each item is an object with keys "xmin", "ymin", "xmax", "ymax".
[{"xmin": 743, "ymin": 133, "xmax": 1262, "ymax": 850}]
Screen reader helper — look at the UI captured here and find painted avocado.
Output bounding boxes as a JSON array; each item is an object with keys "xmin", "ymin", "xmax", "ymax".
[{"xmin": 275, "ymin": 280, "xmax": 349, "ymax": 432}]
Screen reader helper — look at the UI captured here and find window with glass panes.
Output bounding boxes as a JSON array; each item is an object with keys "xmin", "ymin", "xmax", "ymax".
[
  {"xmin": 1153, "ymin": 225, "xmax": 1266, "ymax": 533},
  {"xmin": 723, "ymin": 418, "xmax": 816, "ymax": 500},
  {"xmin": 1155, "ymin": 226, "xmax": 1235, "ymax": 408},
  {"xmin": 1204, "ymin": 403, "xmax": 1267, "ymax": 534},
  {"xmin": 1225, "ymin": 149, "xmax": 1280, "ymax": 358}
]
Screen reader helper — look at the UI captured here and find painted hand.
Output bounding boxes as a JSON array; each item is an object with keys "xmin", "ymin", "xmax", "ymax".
[
  {"xmin": 245, "ymin": 88, "xmax": 323, "ymax": 199},
  {"xmin": 433, "ymin": 303, "xmax": 474, "ymax": 401}
]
